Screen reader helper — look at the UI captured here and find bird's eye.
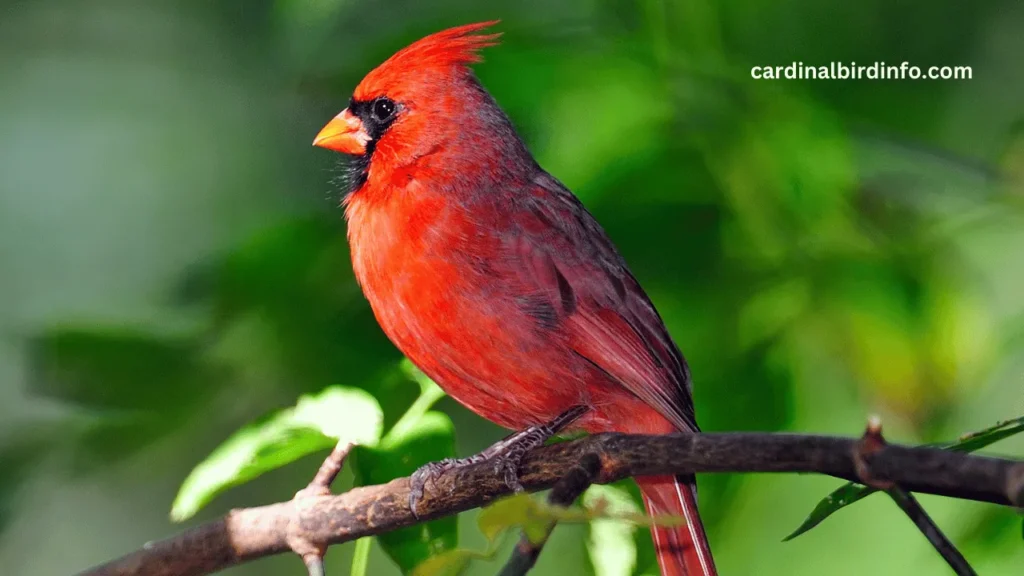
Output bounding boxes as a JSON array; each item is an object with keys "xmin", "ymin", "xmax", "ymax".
[{"xmin": 371, "ymin": 97, "xmax": 396, "ymax": 122}]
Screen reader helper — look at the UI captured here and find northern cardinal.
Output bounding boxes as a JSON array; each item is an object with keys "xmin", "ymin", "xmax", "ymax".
[{"xmin": 314, "ymin": 22, "xmax": 716, "ymax": 576}]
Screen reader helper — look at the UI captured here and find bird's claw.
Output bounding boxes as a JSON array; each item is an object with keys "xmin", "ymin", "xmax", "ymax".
[
  {"xmin": 493, "ymin": 445, "xmax": 530, "ymax": 492},
  {"xmin": 408, "ymin": 407, "xmax": 589, "ymax": 518},
  {"xmin": 409, "ymin": 458, "xmax": 459, "ymax": 519},
  {"xmin": 495, "ymin": 457, "xmax": 526, "ymax": 492},
  {"xmin": 409, "ymin": 452, "xmax": 529, "ymax": 519}
]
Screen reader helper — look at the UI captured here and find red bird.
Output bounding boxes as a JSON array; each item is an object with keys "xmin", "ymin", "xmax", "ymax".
[{"xmin": 314, "ymin": 22, "xmax": 717, "ymax": 576}]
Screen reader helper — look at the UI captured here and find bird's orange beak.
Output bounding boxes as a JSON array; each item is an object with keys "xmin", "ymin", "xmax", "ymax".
[{"xmin": 313, "ymin": 109, "xmax": 370, "ymax": 155}]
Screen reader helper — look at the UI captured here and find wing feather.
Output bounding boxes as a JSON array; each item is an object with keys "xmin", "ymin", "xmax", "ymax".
[{"xmin": 506, "ymin": 173, "xmax": 698, "ymax": 432}]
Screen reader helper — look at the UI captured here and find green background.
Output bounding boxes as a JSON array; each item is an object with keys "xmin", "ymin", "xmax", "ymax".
[{"xmin": 1, "ymin": 0, "xmax": 1022, "ymax": 574}]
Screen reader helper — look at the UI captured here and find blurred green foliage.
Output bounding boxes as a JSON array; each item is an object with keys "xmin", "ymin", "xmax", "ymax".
[{"xmin": 1, "ymin": 0, "xmax": 1023, "ymax": 574}]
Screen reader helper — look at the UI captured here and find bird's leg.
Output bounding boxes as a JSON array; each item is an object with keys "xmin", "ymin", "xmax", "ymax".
[{"xmin": 409, "ymin": 405, "xmax": 589, "ymax": 518}]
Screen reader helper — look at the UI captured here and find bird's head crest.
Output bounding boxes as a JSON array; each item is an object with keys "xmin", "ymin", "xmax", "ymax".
[{"xmin": 353, "ymin": 21, "xmax": 501, "ymax": 101}]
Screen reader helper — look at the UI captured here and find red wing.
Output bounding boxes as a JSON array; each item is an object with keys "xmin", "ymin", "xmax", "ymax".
[{"xmin": 505, "ymin": 173, "xmax": 698, "ymax": 432}]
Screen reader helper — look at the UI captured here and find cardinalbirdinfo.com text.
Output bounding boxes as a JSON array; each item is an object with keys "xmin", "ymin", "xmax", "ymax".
[{"xmin": 751, "ymin": 61, "xmax": 972, "ymax": 80}]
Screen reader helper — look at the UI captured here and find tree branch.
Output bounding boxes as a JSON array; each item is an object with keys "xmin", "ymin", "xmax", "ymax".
[{"xmin": 77, "ymin": 431, "xmax": 1024, "ymax": 576}]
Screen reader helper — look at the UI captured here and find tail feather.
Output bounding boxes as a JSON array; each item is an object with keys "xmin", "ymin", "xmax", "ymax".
[{"xmin": 637, "ymin": 475, "xmax": 717, "ymax": 576}]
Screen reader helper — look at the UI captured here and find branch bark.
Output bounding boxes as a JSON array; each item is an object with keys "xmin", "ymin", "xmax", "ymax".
[{"xmin": 78, "ymin": 431, "xmax": 1024, "ymax": 576}]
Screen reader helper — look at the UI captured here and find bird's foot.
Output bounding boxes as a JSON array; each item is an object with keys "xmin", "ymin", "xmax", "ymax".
[
  {"xmin": 487, "ymin": 426, "xmax": 550, "ymax": 492},
  {"xmin": 409, "ymin": 454, "xmax": 487, "ymax": 518},
  {"xmin": 408, "ymin": 405, "xmax": 589, "ymax": 518}
]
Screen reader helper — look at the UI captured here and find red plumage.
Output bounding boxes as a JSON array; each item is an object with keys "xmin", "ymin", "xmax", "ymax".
[{"xmin": 315, "ymin": 22, "xmax": 717, "ymax": 576}]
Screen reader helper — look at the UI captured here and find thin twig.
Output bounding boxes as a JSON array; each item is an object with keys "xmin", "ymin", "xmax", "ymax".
[
  {"xmin": 308, "ymin": 441, "xmax": 355, "ymax": 494},
  {"xmin": 853, "ymin": 418, "xmax": 977, "ymax": 575},
  {"xmin": 303, "ymin": 557, "xmax": 326, "ymax": 576},
  {"xmin": 887, "ymin": 488, "xmax": 977, "ymax": 576},
  {"xmin": 77, "ymin": 431, "xmax": 1024, "ymax": 576},
  {"xmin": 498, "ymin": 453, "xmax": 602, "ymax": 576},
  {"xmin": 289, "ymin": 440, "xmax": 355, "ymax": 576}
]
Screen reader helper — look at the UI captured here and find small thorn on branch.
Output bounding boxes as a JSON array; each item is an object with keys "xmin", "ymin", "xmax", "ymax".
[
  {"xmin": 853, "ymin": 415, "xmax": 895, "ymax": 490},
  {"xmin": 498, "ymin": 453, "xmax": 602, "ymax": 576},
  {"xmin": 289, "ymin": 440, "xmax": 356, "ymax": 576},
  {"xmin": 887, "ymin": 488, "xmax": 976, "ymax": 576}
]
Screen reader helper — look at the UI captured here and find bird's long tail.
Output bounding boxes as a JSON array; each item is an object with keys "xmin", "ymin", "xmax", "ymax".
[{"xmin": 637, "ymin": 474, "xmax": 717, "ymax": 576}]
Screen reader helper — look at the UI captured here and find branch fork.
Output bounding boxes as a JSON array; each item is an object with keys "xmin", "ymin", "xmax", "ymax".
[{"xmin": 288, "ymin": 441, "xmax": 355, "ymax": 576}]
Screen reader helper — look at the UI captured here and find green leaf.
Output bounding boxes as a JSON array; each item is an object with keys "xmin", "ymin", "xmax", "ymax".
[
  {"xmin": 944, "ymin": 416, "xmax": 1024, "ymax": 453},
  {"xmin": 478, "ymin": 487, "xmax": 684, "ymax": 545},
  {"xmin": 171, "ymin": 386, "xmax": 383, "ymax": 521},
  {"xmin": 583, "ymin": 485, "xmax": 641, "ymax": 576},
  {"xmin": 406, "ymin": 493, "xmax": 550, "ymax": 576},
  {"xmin": 410, "ymin": 549, "xmax": 481, "ymax": 576},
  {"xmin": 352, "ymin": 367, "xmax": 455, "ymax": 574},
  {"xmin": 288, "ymin": 386, "xmax": 384, "ymax": 442},
  {"xmin": 477, "ymin": 492, "xmax": 550, "ymax": 544},
  {"xmin": 782, "ymin": 482, "xmax": 877, "ymax": 541},
  {"xmin": 785, "ymin": 415, "xmax": 1024, "ymax": 541}
]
